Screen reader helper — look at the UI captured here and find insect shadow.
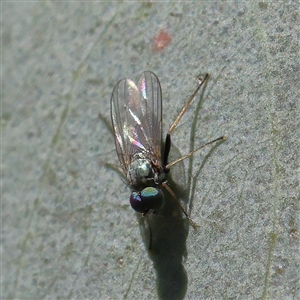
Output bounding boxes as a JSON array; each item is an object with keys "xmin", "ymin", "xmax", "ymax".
[{"xmin": 99, "ymin": 72, "xmax": 225, "ymax": 300}]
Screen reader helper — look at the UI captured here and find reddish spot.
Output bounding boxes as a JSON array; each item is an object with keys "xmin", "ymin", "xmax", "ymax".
[{"xmin": 152, "ymin": 29, "xmax": 172, "ymax": 52}]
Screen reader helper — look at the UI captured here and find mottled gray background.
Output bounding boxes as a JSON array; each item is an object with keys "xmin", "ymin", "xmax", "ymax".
[{"xmin": 2, "ymin": 2, "xmax": 299, "ymax": 300}]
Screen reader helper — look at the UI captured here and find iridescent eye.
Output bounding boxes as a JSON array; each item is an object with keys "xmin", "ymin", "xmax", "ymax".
[
  {"xmin": 141, "ymin": 187, "xmax": 164, "ymax": 211},
  {"xmin": 130, "ymin": 187, "xmax": 164, "ymax": 214},
  {"xmin": 130, "ymin": 192, "xmax": 144, "ymax": 213}
]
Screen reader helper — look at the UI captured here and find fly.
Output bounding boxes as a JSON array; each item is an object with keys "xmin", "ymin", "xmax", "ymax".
[{"xmin": 110, "ymin": 71, "xmax": 225, "ymax": 246}]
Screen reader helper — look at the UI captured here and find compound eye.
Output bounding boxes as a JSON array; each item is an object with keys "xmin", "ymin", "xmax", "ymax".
[
  {"xmin": 130, "ymin": 188, "xmax": 164, "ymax": 214},
  {"xmin": 141, "ymin": 187, "xmax": 164, "ymax": 211},
  {"xmin": 130, "ymin": 192, "xmax": 145, "ymax": 213}
]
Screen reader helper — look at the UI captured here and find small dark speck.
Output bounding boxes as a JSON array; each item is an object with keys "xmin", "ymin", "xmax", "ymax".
[
  {"xmin": 27, "ymin": 131, "xmax": 35, "ymax": 139},
  {"xmin": 276, "ymin": 266, "xmax": 284, "ymax": 275},
  {"xmin": 275, "ymin": 27, "xmax": 284, "ymax": 33},
  {"xmin": 117, "ymin": 257, "xmax": 124, "ymax": 266},
  {"xmin": 2, "ymin": 112, "xmax": 11, "ymax": 122},
  {"xmin": 169, "ymin": 12, "xmax": 183, "ymax": 19},
  {"xmin": 290, "ymin": 228, "xmax": 298, "ymax": 240},
  {"xmin": 259, "ymin": 2, "xmax": 268, "ymax": 9},
  {"xmin": 69, "ymin": 169, "xmax": 79, "ymax": 178},
  {"xmin": 87, "ymin": 78, "xmax": 103, "ymax": 85},
  {"xmin": 237, "ymin": 9, "xmax": 246, "ymax": 17},
  {"xmin": 38, "ymin": 207, "xmax": 51, "ymax": 217},
  {"xmin": 34, "ymin": 198, "xmax": 40, "ymax": 208}
]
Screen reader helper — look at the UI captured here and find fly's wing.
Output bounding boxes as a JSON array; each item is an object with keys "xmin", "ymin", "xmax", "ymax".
[
  {"xmin": 137, "ymin": 71, "xmax": 163, "ymax": 158},
  {"xmin": 110, "ymin": 71, "xmax": 162, "ymax": 174}
]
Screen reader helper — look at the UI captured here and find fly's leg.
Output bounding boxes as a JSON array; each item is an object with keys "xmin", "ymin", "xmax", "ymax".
[
  {"xmin": 166, "ymin": 136, "xmax": 226, "ymax": 169},
  {"xmin": 167, "ymin": 73, "xmax": 209, "ymax": 135},
  {"xmin": 163, "ymin": 73, "xmax": 210, "ymax": 166},
  {"xmin": 162, "ymin": 73, "xmax": 226, "ymax": 226},
  {"xmin": 164, "ymin": 73, "xmax": 226, "ymax": 169},
  {"xmin": 162, "ymin": 182, "xmax": 198, "ymax": 229}
]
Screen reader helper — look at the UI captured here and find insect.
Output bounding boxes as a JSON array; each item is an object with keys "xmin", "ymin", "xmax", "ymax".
[{"xmin": 110, "ymin": 71, "xmax": 225, "ymax": 244}]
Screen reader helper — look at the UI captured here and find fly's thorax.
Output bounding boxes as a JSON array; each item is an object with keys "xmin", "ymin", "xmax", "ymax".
[{"xmin": 127, "ymin": 153, "xmax": 166, "ymax": 189}]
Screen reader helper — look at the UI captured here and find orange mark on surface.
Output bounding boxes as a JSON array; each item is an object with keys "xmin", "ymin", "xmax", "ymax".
[{"xmin": 152, "ymin": 29, "xmax": 172, "ymax": 52}]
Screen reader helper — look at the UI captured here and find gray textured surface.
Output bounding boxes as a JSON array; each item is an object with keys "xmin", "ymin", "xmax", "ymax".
[{"xmin": 2, "ymin": 2, "xmax": 299, "ymax": 299}]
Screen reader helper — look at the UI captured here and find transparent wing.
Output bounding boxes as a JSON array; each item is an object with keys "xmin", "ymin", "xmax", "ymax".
[{"xmin": 110, "ymin": 71, "xmax": 162, "ymax": 174}]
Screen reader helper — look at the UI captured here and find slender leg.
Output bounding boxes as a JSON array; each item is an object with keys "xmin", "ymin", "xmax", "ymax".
[
  {"xmin": 161, "ymin": 73, "xmax": 226, "ymax": 229},
  {"xmin": 163, "ymin": 74, "xmax": 209, "ymax": 167},
  {"xmin": 162, "ymin": 182, "xmax": 198, "ymax": 229},
  {"xmin": 168, "ymin": 73, "xmax": 209, "ymax": 135},
  {"xmin": 166, "ymin": 136, "xmax": 226, "ymax": 169}
]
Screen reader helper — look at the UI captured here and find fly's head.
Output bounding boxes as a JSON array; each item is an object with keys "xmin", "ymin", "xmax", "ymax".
[
  {"xmin": 127, "ymin": 153, "xmax": 166, "ymax": 214},
  {"xmin": 130, "ymin": 187, "xmax": 164, "ymax": 214}
]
